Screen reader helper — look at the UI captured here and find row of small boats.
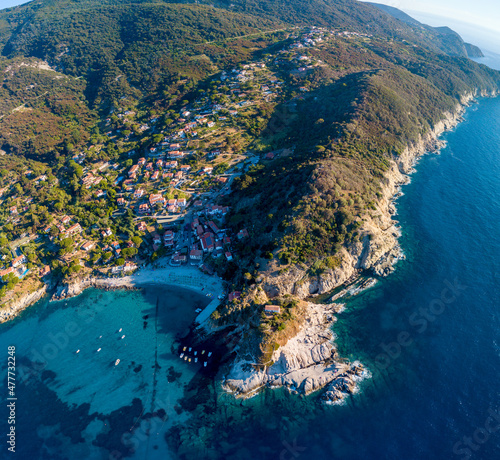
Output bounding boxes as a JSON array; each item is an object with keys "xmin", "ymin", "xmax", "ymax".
[{"xmin": 180, "ymin": 346, "xmax": 212, "ymax": 367}]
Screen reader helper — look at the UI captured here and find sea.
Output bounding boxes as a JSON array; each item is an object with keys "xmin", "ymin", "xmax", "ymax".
[{"xmin": 1, "ymin": 75, "xmax": 500, "ymax": 460}]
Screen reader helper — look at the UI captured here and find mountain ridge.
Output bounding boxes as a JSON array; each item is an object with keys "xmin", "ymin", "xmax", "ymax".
[{"xmin": 368, "ymin": 2, "xmax": 484, "ymax": 58}]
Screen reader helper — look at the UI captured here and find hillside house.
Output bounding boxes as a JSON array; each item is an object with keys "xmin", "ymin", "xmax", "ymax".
[
  {"xmin": 81, "ymin": 242, "xmax": 94, "ymax": 251},
  {"xmin": 129, "ymin": 165, "xmax": 139, "ymax": 177},
  {"xmin": 265, "ymin": 305, "xmax": 281, "ymax": 315},
  {"xmin": 201, "ymin": 233, "xmax": 215, "ymax": 252},
  {"xmin": 190, "ymin": 249, "xmax": 203, "ymax": 264},
  {"xmin": 67, "ymin": 223, "xmax": 82, "ymax": 235},
  {"xmin": 12, "ymin": 255, "xmax": 27, "ymax": 268},
  {"xmin": 138, "ymin": 204, "xmax": 150, "ymax": 214},
  {"xmin": 0, "ymin": 267, "xmax": 15, "ymax": 281},
  {"xmin": 149, "ymin": 194, "xmax": 165, "ymax": 206}
]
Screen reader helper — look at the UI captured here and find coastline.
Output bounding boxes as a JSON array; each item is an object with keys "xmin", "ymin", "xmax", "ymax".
[
  {"xmin": 263, "ymin": 91, "xmax": 492, "ymax": 300},
  {"xmin": 224, "ymin": 299, "xmax": 368, "ymax": 404},
  {"xmin": 0, "ymin": 90, "xmax": 496, "ymax": 403},
  {"xmin": 0, "ymin": 285, "xmax": 48, "ymax": 323},
  {"xmin": 0, "ymin": 261, "xmax": 224, "ymax": 325},
  {"xmin": 223, "ymin": 89, "xmax": 496, "ymax": 402}
]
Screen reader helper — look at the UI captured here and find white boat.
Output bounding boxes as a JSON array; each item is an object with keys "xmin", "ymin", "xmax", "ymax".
[
  {"xmin": 99, "ymin": 336, "xmax": 102, "ymax": 339},
  {"xmin": 184, "ymin": 356, "xmax": 187, "ymax": 361},
  {"xmin": 180, "ymin": 353, "xmax": 184, "ymax": 358},
  {"xmin": 121, "ymin": 335, "xmax": 125, "ymax": 339},
  {"xmin": 76, "ymin": 350, "xmax": 80, "ymax": 354},
  {"xmin": 118, "ymin": 328, "xmax": 122, "ymax": 333},
  {"xmin": 97, "ymin": 348, "xmax": 101, "ymax": 352},
  {"xmin": 115, "ymin": 359, "xmax": 120, "ymax": 366},
  {"xmin": 208, "ymin": 352, "xmax": 212, "ymax": 357}
]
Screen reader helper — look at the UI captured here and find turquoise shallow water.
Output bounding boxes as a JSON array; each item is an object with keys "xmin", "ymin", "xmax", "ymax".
[
  {"xmin": 1, "ymin": 96, "xmax": 500, "ymax": 460},
  {"xmin": 0, "ymin": 286, "xmax": 209, "ymax": 459}
]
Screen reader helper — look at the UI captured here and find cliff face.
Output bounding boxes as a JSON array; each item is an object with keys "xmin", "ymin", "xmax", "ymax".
[
  {"xmin": 256, "ymin": 95, "xmax": 477, "ymax": 301},
  {"xmin": 224, "ymin": 91, "xmax": 486, "ymax": 400},
  {"xmin": 51, "ymin": 278, "xmax": 96, "ymax": 300},
  {"xmin": 0, "ymin": 285, "xmax": 47, "ymax": 323},
  {"xmin": 464, "ymin": 43, "xmax": 484, "ymax": 58},
  {"xmin": 369, "ymin": 3, "xmax": 484, "ymax": 58}
]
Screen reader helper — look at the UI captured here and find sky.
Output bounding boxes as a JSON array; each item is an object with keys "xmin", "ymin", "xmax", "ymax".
[
  {"xmin": 363, "ymin": 0, "xmax": 500, "ymax": 34},
  {"xmin": 0, "ymin": 0, "xmax": 29, "ymax": 8}
]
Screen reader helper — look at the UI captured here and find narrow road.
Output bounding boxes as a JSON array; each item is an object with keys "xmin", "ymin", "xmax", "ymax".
[{"xmin": 194, "ymin": 27, "xmax": 297, "ymax": 47}]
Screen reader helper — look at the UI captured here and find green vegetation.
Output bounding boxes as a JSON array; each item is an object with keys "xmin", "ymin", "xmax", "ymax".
[
  {"xmin": 0, "ymin": 0, "xmax": 498, "ymax": 318},
  {"xmin": 225, "ymin": 29, "xmax": 499, "ymax": 273}
]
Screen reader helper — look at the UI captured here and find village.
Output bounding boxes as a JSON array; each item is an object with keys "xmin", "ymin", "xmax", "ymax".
[{"xmin": 0, "ymin": 26, "xmax": 368, "ymax": 305}]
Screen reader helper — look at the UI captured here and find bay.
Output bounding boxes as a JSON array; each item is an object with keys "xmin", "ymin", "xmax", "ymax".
[{"xmin": 0, "ymin": 95, "xmax": 500, "ymax": 459}]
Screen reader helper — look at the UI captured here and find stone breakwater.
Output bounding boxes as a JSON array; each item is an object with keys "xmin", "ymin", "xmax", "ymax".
[{"xmin": 224, "ymin": 301, "xmax": 367, "ymax": 403}]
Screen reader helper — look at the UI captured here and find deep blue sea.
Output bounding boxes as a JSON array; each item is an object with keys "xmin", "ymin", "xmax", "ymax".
[{"xmin": 1, "ymin": 95, "xmax": 500, "ymax": 459}]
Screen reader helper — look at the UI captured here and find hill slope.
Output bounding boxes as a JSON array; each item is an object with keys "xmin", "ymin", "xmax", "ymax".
[
  {"xmin": 0, "ymin": 0, "xmax": 498, "ymax": 328},
  {"xmin": 368, "ymin": 2, "xmax": 484, "ymax": 57}
]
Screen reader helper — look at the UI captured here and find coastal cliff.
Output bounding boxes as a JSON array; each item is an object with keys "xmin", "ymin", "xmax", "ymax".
[
  {"xmin": 223, "ymin": 90, "xmax": 492, "ymax": 401},
  {"xmin": 257, "ymin": 93, "xmax": 478, "ymax": 300},
  {"xmin": 224, "ymin": 300, "xmax": 366, "ymax": 403},
  {"xmin": 0, "ymin": 285, "xmax": 47, "ymax": 322}
]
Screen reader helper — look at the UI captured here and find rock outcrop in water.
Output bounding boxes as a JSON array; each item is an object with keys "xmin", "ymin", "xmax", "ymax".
[{"xmin": 224, "ymin": 301, "xmax": 367, "ymax": 402}]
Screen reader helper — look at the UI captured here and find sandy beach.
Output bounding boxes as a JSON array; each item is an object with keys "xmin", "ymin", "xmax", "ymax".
[
  {"xmin": 94, "ymin": 263, "xmax": 225, "ymax": 324},
  {"xmin": 96, "ymin": 263, "xmax": 223, "ymax": 297},
  {"xmin": 0, "ymin": 260, "xmax": 225, "ymax": 325}
]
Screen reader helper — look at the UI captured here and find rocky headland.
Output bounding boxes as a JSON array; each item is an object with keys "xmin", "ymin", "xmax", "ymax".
[
  {"xmin": 224, "ymin": 300, "xmax": 367, "ymax": 404},
  {"xmin": 222, "ymin": 90, "xmax": 494, "ymax": 402}
]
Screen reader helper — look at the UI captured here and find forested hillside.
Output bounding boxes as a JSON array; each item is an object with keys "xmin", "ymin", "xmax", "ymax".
[{"xmin": 0, "ymin": 0, "xmax": 498, "ymax": 325}]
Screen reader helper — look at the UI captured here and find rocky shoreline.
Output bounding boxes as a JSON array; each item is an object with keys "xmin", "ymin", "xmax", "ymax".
[
  {"xmin": 260, "ymin": 92, "xmax": 484, "ymax": 301},
  {"xmin": 50, "ymin": 277, "xmax": 141, "ymax": 301},
  {"xmin": 223, "ymin": 90, "xmax": 495, "ymax": 402},
  {"xmin": 0, "ymin": 286, "xmax": 48, "ymax": 323},
  {"xmin": 224, "ymin": 300, "xmax": 368, "ymax": 404},
  {"xmin": 0, "ymin": 91, "xmax": 496, "ymax": 404},
  {"xmin": 0, "ymin": 264, "xmax": 224, "ymax": 324}
]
